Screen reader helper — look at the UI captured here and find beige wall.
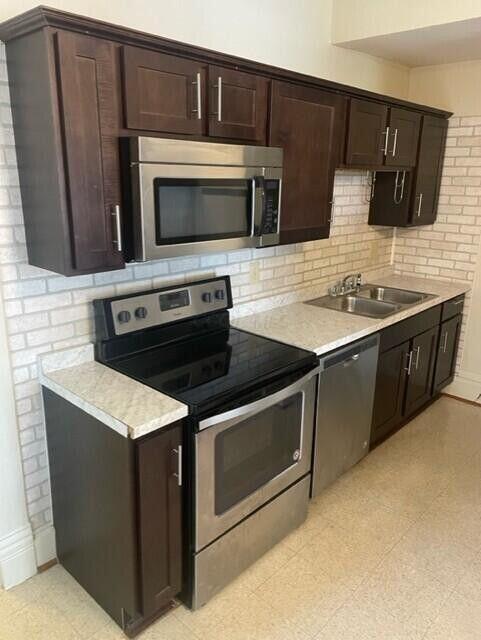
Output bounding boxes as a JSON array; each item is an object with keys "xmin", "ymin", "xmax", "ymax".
[
  {"xmin": 332, "ymin": 0, "xmax": 481, "ymax": 43},
  {"xmin": 409, "ymin": 60, "xmax": 481, "ymax": 115},
  {"xmin": 0, "ymin": 0, "xmax": 410, "ymax": 98}
]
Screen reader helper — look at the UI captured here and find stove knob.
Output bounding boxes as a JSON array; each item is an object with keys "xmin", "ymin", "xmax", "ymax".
[
  {"xmin": 215, "ymin": 289, "xmax": 225, "ymax": 301},
  {"xmin": 117, "ymin": 310, "xmax": 131, "ymax": 324},
  {"xmin": 135, "ymin": 306, "xmax": 148, "ymax": 319},
  {"xmin": 202, "ymin": 292, "xmax": 212, "ymax": 303}
]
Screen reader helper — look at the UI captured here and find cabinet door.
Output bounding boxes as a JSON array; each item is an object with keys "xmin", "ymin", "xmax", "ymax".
[
  {"xmin": 410, "ymin": 116, "xmax": 448, "ymax": 226},
  {"xmin": 371, "ymin": 341, "xmax": 410, "ymax": 446},
  {"xmin": 136, "ymin": 423, "xmax": 183, "ymax": 617},
  {"xmin": 345, "ymin": 98, "xmax": 388, "ymax": 167},
  {"xmin": 56, "ymin": 31, "xmax": 124, "ymax": 272},
  {"xmin": 122, "ymin": 46, "xmax": 205, "ymax": 135},
  {"xmin": 208, "ymin": 66, "xmax": 268, "ymax": 143},
  {"xmin": 404, "ymin": 326, "xmax": 439, "ymax": 417},
  {"xmin": 269, "ymin": 81, "xmax": 346, "ymax": 244},
  {"xmin": 433, "ymin": 315, "xmax": 462, "ymax": 392},
  {"xmin": 385, "ymin": 108, "xmax": 421, "ymax": 168},
  {"xmin": 369, "ymin": 170, "xmax": 413, "ymax": 227}
]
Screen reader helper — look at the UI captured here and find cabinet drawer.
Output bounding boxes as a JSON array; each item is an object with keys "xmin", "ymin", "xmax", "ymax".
[
  {"xmin": 379, "ymin": 305, "xmax": 441, "ymax": 353},
  {"xmin": 441, "ymin": 295, "xmax": 464, "ymax": 322}
]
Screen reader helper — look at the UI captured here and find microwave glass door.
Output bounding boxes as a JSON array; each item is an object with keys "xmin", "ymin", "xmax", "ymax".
[
  {"xmin": 214, "ymin": 393, "xmax": 302, "ymax": 515},
  {"xmin": 154, "ymin": 178, "xmax": 252, "ymax": 245}
]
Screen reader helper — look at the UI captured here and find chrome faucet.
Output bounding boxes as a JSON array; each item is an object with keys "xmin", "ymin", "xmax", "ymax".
[{"xmin": 328, "ymin": 273, "xmax": 362, "ymax": 297}]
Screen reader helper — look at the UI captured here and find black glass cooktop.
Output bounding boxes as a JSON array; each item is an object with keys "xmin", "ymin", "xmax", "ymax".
[{"xmin": 106, "ymin": 327, "xmax": 316, "ymax": 411}]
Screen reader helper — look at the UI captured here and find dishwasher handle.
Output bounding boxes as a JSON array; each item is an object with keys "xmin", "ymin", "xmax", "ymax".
[{"xmin": 320, "ymin": 334, "xmax": 379, "ymax": 370}]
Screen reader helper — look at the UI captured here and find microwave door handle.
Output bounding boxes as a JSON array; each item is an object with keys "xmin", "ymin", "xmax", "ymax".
[{"xmin": 251, "ymin": 176, "xmax": 265, "ymax": 237}]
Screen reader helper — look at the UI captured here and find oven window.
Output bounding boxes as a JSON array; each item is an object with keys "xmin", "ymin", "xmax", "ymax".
[
  {"xmin": 214, "ymin": 392, "xmax": 303, "ymax": 515},
  {"xmin": 154, "ymin": 178, "xmax": 251, "ymax": 245}
]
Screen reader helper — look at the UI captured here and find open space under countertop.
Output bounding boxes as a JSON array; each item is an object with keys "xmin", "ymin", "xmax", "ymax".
[{"xmin": 232, "ymin": 274, "xmax": 471, "ymax": 356}]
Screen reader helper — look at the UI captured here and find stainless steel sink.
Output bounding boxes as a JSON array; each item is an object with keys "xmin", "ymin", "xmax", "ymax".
[
  {"xmin": 356, "ymin": 285, "xmax": 434, "ymax": 306},
  {"xmin": 306, "ymin": 294, "xmax": 400, "ymax": 318},
  {"xmin": 305, "ymin": 283, "xmax": 436, "ymax": 319}
]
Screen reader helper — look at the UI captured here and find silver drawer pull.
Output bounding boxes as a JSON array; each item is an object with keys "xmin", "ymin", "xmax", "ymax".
[
  {"xmin": 111, "ymin": 205, "xmax": 122, "ymax": 253},
  {"xmin": 414, "ymin": 345, "xmax": 421, "ymax": 370},
  {"xmin": 192, "ymin": 72, "xmax": 202, "ymax": 120},
  {"xmin": 442, "ymin": 331, "xmax": 449, "ymax": 353},
  {"xmin": 381, "ymin": 126, "xmax": 390, "ymax": 155},
  {"xmin": 404, "ymin": 350, "xmax": 413, "ymax": 375},
  {"xmin": 416, "ymin": 193, "xmax": 423, "ymax": 217},
  {"xmin": 453, "ymin": 300, "xmax": 463, "ymax": 306},
  {"xmin": 173, "ymin": 445, "xmax": 182, "ymax": 486},
  {"xmin": 391, "ymin": 128, "xmax": 398, "ymax": 157},
  {"xmin": 214, "ymin": 76, "xmax": 222, "ymax": 122}
]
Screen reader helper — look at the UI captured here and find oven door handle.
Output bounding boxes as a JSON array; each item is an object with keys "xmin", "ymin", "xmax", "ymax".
[{"xmin": 198, "ymin": 365, "xmax": 320, "ymax": 431}]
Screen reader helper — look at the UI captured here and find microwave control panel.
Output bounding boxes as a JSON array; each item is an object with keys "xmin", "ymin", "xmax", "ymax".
[{"xmin": 262, "ymin": 180, "xmax": 280, "ymax": 235}]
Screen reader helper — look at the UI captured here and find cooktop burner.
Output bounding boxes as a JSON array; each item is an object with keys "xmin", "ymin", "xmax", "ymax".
[{"xmin": 94, "ymin": 276, "xmax": 317, "ymax": 413}]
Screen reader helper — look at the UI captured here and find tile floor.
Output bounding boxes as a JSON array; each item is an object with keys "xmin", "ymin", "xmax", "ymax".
[{"xmin": 2, "ymin": 396, "xmax": 481, "ymax": 639}]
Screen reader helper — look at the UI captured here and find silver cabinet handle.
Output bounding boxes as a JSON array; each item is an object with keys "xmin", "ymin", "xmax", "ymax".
[
  {"xmin": 391, "ymin": 128, "xmax": 398, "ymax": 157},
  {"xmin": 173, "ymin": 445, "xmax": 182, "ymax": 486},
  {"xmin": 327, "ymin": 199, "xmax": 334, "ymax": 223},
  {"xmin": 453, "ymin": 300, "xmax": 464, "ymax": 306},
  {"xmin": 442, "ymin": 331, "xmax": 449, "ymax": 353},
  {"xmin": 382, "ymin": 126, "xmax": 390, "ymax": 155},
  {"xmin": 416, "ymin": 193, "xmax": 423, "ymax": 217},
  {"xmin": 404, "ymin": 350, "xmax": 413, "ymax": 375},
  {"xmin": 111, "ymin": 205, "xmax": 122, "ymax": 253},
  {"xmin": 393, "ymin": 170, "xmax": 406, "ymax": 205},
  {"xmin": 216, "ymin": 76, "xmax": 222, "ymax": 122},
  {"xmin": 414, "ymin": 345, "xmax": 421, "ymax": 370},
  {"xmin": 192, "ymin": 72, "xmax": 202, "ymax": 120}
]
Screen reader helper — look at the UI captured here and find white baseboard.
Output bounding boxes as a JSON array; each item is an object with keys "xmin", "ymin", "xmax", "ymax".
[
  {"xmin": 444, "ymin": 371, "xmax": 481, "ymax": 403},
  {"xmin": 0, "ymin": 525, "xmax": 37, "ymax": 589},
  {"xmin": 33, "ymin": 524, "xmax": 56, "ymax": 567}
]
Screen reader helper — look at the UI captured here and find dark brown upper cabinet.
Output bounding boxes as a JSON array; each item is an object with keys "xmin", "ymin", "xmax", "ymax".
[
  {"xmin": 269, "ymin": 81, "xmax": 346, "ymax": 244},
  {"xmin": 345, "ymin": 100, "xmax": 421, "ymax": 170},
  {"xmin": 345, "ymin": 99, "xmax": 388, "ymax": 167},
  {"xmin": 3, "ymin": 28, "xmax": 124, "ymax": 276},
  {"xmin": 0, "ymin": 7, "xmax": 451, "ymax": 275},
  {"xmin": 384, "ymin": 108, "xmax": 421, "ymax": 168},
  {"xmin": 122, "ymin": 46, "xmax": 206, "ymax": 135},
  {"xmin": 368, "ymin": 115, "xmax": 448, "ymax": 228},
  {"xmin": 56, "ymin": 32, "xmax": 125, "ymax": 273},
  {"xmin": 122, "ymin": 49, "xmax": 268, "ymax": 142},
  {"xmin": 411, "ymin": 115, "xmax": 448, "ymax": 226},
  {"xmin": 208, "ymin": 66, "xmax": 268, "ymax": 143}
]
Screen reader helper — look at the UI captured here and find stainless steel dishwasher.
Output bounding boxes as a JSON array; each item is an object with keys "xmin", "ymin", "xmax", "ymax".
[{"xmin": 312, "ymin": 334, "xmax": 379, "ymax": 497}]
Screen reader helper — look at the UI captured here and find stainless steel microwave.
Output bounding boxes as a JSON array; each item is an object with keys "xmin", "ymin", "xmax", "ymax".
[{"xmin": 124, "ymin": 137, "xmax": 283, "ymax": 262}]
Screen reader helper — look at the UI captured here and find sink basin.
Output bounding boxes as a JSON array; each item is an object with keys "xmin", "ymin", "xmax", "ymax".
[
  {"xmin": 306, "ymin": 294, "xmax": 400, "ymax": 318},
  {"xmin": 357, "ymin": 285, "xmax": 433, "ymax": 305}
]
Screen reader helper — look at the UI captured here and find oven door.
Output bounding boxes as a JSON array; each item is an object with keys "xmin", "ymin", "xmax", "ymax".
[
  {"xmin": 132, "ymin": 163, "xmax": 281, "ymax": 261},
  {"xmin": 194, "ymin": 367, "xmax": 318, "ymax": 551}
]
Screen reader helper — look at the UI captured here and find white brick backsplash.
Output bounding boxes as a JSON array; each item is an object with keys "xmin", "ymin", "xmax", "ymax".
[{"xmin": 394, "ymin": 114, "xmax": 481, "ymax": 376}]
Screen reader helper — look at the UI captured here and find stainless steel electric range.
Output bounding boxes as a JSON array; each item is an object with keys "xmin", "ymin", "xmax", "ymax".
[{"xmin": 94, "ymin": 276, "xmax": 319, "ymax": 609}]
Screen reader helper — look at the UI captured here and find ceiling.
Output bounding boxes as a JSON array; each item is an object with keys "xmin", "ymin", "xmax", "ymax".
[{"xmin": 336, "ymin": 16, "xmax": 481, "ymax": 67}]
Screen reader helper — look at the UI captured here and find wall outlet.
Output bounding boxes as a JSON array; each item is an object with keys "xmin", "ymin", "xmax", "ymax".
[
  {"xmin": 249, "ymin": 261, "xmax": 260, "ymax": 283},
  {"xmin": 370, "ymin": 241, "xmax": 379, "ymax": 264}
]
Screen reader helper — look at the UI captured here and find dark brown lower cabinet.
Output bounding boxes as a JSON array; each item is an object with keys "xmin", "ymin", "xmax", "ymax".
[
  {"xmin": 371, "ymin": 297, "xmax": 464, "ymax": 447},
  {"xmin": 43, "ymin": 388, "xmax": 183, "ymax": 636},
  {"xmin": 371, "ymin": 342, "xmax": 410, "ymax": 445},
  {"xmin": 433, "ymin": 314, "xmax": 462, "ymax": 392},
  {"xmin": 404, "ymin": 326, "xmax": 439, "ymax": 417}
]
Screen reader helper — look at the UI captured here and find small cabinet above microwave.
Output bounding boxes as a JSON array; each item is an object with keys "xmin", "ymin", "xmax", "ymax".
[
  {"xmin": 123, "ymin": 137, "xmax": 283, "ymax": 262},
  {"xmin": 122, "ymin": 46, "xmax": 269, "ymax": 143}
]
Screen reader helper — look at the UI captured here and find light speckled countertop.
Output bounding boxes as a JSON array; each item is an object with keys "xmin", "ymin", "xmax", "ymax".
[
  {"xmin": 39, "ymin": 344, "xmax": 188, "ymax": 439},
  {"xmin": 39, "ymin": 274, "xmax": 469, "ymax": 439},
  {"xmin": 233, "ymin": 275, "xmax": 471, "ymax": 355}
]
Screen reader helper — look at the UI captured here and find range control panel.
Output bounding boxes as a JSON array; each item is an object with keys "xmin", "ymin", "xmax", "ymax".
[{"xmin": 108, "ymin": 277, "xmax": 230, "ymax": 336}]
